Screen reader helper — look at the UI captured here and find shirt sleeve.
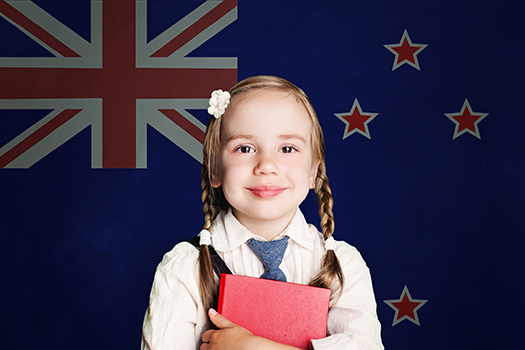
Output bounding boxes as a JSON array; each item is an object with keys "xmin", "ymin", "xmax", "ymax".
[
  {"xmin": 141, "ymin": 242, "xmax": 205, "ymax": 350},
  {"xmin": 310, "ymin": 242, "xmax": 384, "ymax": 350}
]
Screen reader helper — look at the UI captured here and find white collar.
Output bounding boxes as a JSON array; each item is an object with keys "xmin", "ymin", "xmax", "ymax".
[{"xmin": 211, "ymin": 207, "xmax": 316, "ymax": 252}]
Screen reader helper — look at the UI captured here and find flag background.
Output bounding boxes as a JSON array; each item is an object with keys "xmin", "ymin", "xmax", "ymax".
[{"xmin": 1, "ymin": 1, "xmax": 524, "ymax": 349}]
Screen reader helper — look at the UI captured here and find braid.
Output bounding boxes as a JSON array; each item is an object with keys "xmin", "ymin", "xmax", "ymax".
[
  {"xmin": 309, "ymin": 162, "xmax": 345, "ymax": 298},
  {"xmin": 197, "ymin": 245, "xmax": 216, "ymax": 316},
  {"xmin": 201, "ymin": 165, "xmax": 217, "ymax": 230},
  {"xmin": 198, "ymin": 164, "xmax": 219, "ymax": 317},
  {"xmin": 316, "ymin": 163, "xmax": 334, "ymax": 237}
]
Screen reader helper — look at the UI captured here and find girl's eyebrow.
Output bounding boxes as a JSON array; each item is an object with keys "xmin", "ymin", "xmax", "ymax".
[
  {"xmin": 225, "ymin": 134, "xmax": 307, "ymax": 143},
  {"xmin": 279, "ymin": 134, "xmax": 307, "ymax": 143},
  {"xmin": 225, "ymin": 134, "xmax": 255, "ymax": 143}
]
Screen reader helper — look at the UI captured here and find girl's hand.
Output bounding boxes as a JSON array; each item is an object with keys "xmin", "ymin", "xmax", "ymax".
[
  {"xmin": 201, "ymin": 309, "xmax": 258, "ymax": 350},
  {"xmin": 201, "ymin": 309, "xmax": 304, "ymax": 350}
]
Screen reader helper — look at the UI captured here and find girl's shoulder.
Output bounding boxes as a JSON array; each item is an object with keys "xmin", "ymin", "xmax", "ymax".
[
  {"xmin": 333, "ymin": 238, "xmax": 360, "ymax": 255},
  {"xmin": 307, "ymin": 225, "xmax": 367, "ymax": 269},
  {"xmin": 332, "ymin": 239, "xmax": 371, "ymax": 276},
  {"xmin": 149, "ymin": 240, "xmax": 203, "ymax": 309},
  {"xmin": 156, "ymin": 240, "xmax": 200, "ymax": 272},
  {"xmin": 307, "ymin": 224, "xmax": 361, "ymax": 257}
]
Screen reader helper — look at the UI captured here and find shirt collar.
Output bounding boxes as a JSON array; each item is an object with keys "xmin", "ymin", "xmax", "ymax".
[{"xmin": 211, "ymin": 207, "xmax": 316, "ymax": 252}]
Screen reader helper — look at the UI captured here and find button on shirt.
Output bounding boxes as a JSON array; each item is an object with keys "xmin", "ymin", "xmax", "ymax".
[{"xmin": 141, "ymin": 208, "xmax": 384, "ymax": 350}]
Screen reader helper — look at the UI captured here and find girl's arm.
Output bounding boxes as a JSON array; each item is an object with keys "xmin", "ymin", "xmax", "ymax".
[
  {"xmin": 309, "ymin": 243, "xmax": 383, "ymax": 350},
  {"xmin": 142, "ymin": 243, "xmax": 206, "ymax": 350},
  {"xmin": 201, "ymin": 309, "xmax": 303, "ymax": 350}
]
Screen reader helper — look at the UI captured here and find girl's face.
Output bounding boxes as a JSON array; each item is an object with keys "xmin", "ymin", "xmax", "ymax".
[{"xmin": 212, "ymin": 90, "xmax": 318, "ymax": 239}]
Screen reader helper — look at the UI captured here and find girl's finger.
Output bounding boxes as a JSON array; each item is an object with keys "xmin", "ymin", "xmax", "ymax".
[
  {"xmin": 208, "ymin": 308, "xmax": 235, "ymax": 329},
  {"xmin": 201, "ymin": 329, "xmax": 214, "ymax": 344}
]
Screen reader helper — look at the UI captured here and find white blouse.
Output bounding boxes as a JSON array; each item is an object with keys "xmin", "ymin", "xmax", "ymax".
[{"xmin": 141, "ymin": 208, "xmax": 384, "ymax": 350}]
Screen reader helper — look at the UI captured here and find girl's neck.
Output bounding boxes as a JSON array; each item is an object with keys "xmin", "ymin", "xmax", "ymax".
[{"xmin": 231, "ymin": 208, "xmax": 295, "ymax": 241}]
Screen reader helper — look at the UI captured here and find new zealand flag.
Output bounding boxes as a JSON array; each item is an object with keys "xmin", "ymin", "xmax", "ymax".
[{"xmin": 1, "ymin": 1, "xmax": 523, "ymax": 349}]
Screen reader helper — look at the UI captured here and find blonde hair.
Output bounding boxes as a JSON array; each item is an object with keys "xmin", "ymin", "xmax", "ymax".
[{"xmin": 198, "ymin": 75, "xmax": 344, "ymax": 315}]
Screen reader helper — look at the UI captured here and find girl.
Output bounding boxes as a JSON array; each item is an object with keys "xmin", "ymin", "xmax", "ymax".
[{"xmin": 142, "ymin": 76, "xmax": 383, "ymax": 350}]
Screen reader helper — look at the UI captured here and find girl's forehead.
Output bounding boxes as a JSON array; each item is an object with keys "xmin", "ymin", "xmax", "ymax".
[
  {"xmin": 223, "ymin": 90, "xmax": 311, "ymax": 130},
  {"xmin": 232, "ymin": 89, "xmax": 296, "ymax": 107}
]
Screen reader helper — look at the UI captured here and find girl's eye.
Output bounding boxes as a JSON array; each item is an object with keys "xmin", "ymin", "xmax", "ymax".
[
  {"xmin": 281, "ymin": 145, "xmax": 298, "ymax": 154},
  {"xmin": 235, "ymin": 145, "xmax": 255, "ymax": 153}
]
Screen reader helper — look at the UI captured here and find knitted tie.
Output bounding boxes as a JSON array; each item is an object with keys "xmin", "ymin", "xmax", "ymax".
[{"xmin": 247, "ymin": 237, "xmax": 289, "ymax": 282}]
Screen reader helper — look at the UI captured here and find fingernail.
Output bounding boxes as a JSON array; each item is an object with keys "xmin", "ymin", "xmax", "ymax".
[{"xmin": 210, "ymin": 308, "xmax": 218, "ymax": 316}]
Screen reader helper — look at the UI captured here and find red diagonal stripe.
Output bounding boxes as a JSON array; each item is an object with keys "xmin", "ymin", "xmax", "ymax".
[
  {"xmin": 158, "ymin": 109, "xmax": 205, "ymax": 144},
  {"xmin": 0, "ymin": 1, "xmax": 81, "ymax": 58},
  {"xmin": 0, "ymin": 109, "xmax": 82, "ymax": 168},
  {"xmin": 151, "ymin": 0, "xmax": 237, "ymax": 57}
]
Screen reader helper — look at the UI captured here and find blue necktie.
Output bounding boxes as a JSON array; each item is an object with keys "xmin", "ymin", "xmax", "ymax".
[{"xmin": 247, "ymin": 236, "xmax": 289, "ymax": 282}]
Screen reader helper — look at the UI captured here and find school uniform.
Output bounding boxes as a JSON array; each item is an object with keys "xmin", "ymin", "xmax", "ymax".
[{"xmin": 142, "ymin": 208, "xmax": 384, "ymax": 350}]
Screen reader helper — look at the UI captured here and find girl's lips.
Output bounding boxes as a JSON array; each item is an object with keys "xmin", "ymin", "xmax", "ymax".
[{"xmin": 247, "ymin": 186, "xmax": 286, "ymax": 198}]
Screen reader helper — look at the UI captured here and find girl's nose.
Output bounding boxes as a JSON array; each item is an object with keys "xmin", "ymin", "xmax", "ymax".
[{"xmin": 254, "ymin": 152, "xmax": 279, "ymax": 175}]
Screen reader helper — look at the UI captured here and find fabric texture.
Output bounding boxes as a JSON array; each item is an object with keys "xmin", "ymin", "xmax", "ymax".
[
  {"xmin": 247, "ymin": 236, "xmax": 289, "ymax": 281},
  {"xmin": 141, "ymin": 208, "xmax": 384, "ymax": 350}
]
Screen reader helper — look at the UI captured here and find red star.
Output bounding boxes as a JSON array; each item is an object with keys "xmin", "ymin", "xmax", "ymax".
[
  {"xmin": 334, "ymin": 99, "xmax": 378, "ymax": 139},
  {"xmin": 384, "ymin": 30, "xmax": 427, "ymax": 71},
  {"xmin": 393, "ymin": 38, "xmax": 421, "ymax": 65},
  {"xmin": 391, "ymin": 294, "xmax": 421, "ymax": 320},
  {"xmin": 384, "ymin": 285, "xmax": 428, "ymax": 326},
  {"xmin": 445, "ymin": 99, "xmax": 489, "ymax": 139}
]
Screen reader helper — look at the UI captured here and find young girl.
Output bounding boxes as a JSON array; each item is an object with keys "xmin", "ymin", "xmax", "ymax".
[{"xmin": 142, "ymin": 76, "xmax": 383, "ymax": 350}]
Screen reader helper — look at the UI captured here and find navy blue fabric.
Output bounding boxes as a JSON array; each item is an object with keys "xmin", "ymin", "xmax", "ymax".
[{"xmin": 247, "ymin": 237, "xmax": 290, "ymax": 282}]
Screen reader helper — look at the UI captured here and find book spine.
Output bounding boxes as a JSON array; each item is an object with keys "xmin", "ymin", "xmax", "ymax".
[{"xmin": 217, "ymin": 273, "xmax": 228, "ymax": 314}]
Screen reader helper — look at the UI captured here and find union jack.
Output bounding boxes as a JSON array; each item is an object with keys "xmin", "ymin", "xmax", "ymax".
[{"xmin": 0, "ymin": 0, "xmax": 238, "ymax": 168}]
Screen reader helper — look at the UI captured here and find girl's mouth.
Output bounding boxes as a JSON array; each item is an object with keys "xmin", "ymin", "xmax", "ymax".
[{"xmin": 247, "ymin": 186, "xmax": 286, "ymax": 198}]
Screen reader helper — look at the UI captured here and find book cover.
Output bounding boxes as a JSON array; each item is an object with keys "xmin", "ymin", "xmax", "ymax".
[{"xmin": 217, "ymin": 274, "xmax": 331, "ymax": 349}]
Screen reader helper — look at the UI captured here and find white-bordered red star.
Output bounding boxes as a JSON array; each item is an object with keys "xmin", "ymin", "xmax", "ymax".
[
  {"xmin": 384, "ymin": 285, "xmax": 428, "ymax": 326},
  {"xmin": 334, "ymin": 99, "xmax": 378, "ymax": 140},
  {"xmin": 384, "ymin": 30, "xmax": 428, "ymax": 71},
  {"xmin": 445, "ymin": 99, "xmax": 489, "ymax": 140}
]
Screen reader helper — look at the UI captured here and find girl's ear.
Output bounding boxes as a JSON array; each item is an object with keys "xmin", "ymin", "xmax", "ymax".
[
  {"xmin": 210, "ymin": 167, "xmax": 221, "ymax": 188},
  {"xmin": 309, "ymin": 160, "xmax": 320, "ymax": 189},
  {"xmin": 205, "ymin": 155, "xmax": 221, "ymax": 188},
  {"xmin": 211, "ymin": 175, "xmax": 221, "ymax": 188}
]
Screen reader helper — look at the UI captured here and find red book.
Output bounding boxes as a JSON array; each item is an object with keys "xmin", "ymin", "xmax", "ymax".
[{"xmin": 217, "ymin": 274, "xmax": 331, "ymax": 349}]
